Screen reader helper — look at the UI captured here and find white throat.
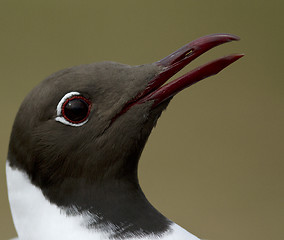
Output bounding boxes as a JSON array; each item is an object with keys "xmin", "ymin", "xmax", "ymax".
[{"xmin": 6, "ymin": 161, "xmax": 199, "ymax": 240}]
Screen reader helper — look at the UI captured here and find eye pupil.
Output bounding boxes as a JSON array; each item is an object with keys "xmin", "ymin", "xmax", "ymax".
[{"xmin": 63, "ymin": 97, "xmax": 90, "ymax": 123}]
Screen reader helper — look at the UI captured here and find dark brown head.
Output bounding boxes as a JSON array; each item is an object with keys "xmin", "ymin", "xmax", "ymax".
[{"xmin": 8, "ymin": 61, "xmax": 165, "ymax": 186}]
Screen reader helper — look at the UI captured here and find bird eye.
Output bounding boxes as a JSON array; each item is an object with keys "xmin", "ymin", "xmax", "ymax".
[
  {"xmin": 62, "ymin": 96, "xmax": 91, "ymax": 123},
  {"xmin": 55, "ymin": 92, "xmax": 91, "ymax": 127}
]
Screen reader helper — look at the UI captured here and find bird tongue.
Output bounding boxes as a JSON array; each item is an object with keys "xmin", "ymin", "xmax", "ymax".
[{"xmin": 118, "ymin": 33, "xmax": 243, "ymax": 116}]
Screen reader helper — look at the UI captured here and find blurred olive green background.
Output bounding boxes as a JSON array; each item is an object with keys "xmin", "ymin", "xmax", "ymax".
[{"xmin": 0, "ymin": 0, "xmax": 283, "ymax": 240}]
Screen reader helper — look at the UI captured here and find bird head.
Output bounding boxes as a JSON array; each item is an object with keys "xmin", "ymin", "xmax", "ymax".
[{"xmin": 8, "ymin": 34, "xmax": 243, "ymax": 191}]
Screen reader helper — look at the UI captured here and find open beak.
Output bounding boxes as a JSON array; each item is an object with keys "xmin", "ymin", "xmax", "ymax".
[{"xmin": 117, "ymin": 33, "xmax": 243, "ymax": 116}]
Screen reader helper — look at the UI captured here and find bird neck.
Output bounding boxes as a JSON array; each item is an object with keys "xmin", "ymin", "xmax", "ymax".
[
  {"xmin": 7, "ymin": 161, "xmax": 196, "ymax": 240},
  {"xmin": 41, "ymin": 176, "xmax": 171, "ymax": 238}
]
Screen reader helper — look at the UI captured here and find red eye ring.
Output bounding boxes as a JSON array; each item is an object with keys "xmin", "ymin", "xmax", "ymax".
[{"xmin": 61, "ymin": 96, "xmax": 91, "ymax": 124}]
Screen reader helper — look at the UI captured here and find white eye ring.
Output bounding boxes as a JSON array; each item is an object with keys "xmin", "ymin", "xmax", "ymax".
[{"xmin": 55, "ymin": 91, "xmax": 90, "ymax": 127}]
